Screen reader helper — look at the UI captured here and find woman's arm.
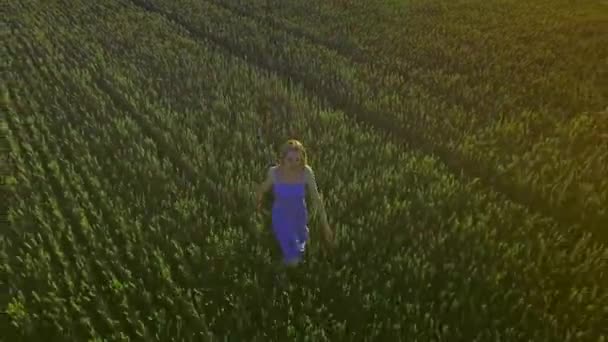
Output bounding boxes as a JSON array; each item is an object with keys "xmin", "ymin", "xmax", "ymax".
[
  {"xmin": 305, "ymin": 165, "xmax": 329, "ymax": 227},
  {"xmin": 256, "ymin": 166, "xmax": 274, "ymax": 207}
]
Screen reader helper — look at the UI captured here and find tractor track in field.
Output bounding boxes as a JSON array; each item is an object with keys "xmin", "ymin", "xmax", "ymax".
[{"xmin": 126, "ymin": 0, "xmax": 606, "ymax": 244}]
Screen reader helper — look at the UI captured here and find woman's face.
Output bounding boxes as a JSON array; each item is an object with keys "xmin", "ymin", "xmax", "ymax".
[{"xmin": 283, "ymin": 150, "xmax": 302, "ymax": 170}]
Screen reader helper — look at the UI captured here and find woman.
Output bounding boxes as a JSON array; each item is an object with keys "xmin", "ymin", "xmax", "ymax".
[{"xmin": 256, "ymin": 139, "xmax": 334, "ymax": 266}]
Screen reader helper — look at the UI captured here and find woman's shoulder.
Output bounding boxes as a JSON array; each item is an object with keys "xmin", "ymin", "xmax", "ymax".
[{"xmin": 303, "ymin": 165, "xmax": 316, "ymax": 180}]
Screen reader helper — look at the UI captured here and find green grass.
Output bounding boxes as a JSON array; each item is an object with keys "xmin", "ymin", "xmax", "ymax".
[{"xmin": 4, "ymin": 0, "xmax": 606, "ymax": 340}]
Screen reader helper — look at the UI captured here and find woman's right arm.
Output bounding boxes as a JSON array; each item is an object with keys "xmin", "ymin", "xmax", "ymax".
[{"xmin": 255, "ymin": 167, "xmax": 274, "ymax": 207}]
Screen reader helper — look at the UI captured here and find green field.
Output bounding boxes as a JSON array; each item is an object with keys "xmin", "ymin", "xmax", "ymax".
[{"xmin": 3, "ymin": 0, "xmax": 607, "ymax": 340}]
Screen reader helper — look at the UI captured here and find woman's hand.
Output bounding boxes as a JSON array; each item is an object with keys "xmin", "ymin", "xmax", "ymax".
[
  {"xmin": 254, "ymin": 190, "xmax": 264, "ymax": 211},
  {"xmin": 321, "ymin": 223, "xmax": 335, "ymax": 247}
]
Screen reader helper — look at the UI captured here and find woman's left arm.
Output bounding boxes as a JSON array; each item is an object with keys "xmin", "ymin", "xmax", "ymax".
[{"xmin": 305, "ymin": 165, "xmax": 329, "ymax": 227}]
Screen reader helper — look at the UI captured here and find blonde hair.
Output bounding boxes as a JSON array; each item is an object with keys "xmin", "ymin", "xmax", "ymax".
[{"xmin": 278, "ymin": 139, "xmax": 308, "ymax": 170}]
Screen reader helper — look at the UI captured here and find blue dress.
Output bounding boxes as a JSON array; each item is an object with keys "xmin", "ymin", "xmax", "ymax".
[{"xmin": 271, "ymin": 179, "xmax": 309, "ymax": 264}]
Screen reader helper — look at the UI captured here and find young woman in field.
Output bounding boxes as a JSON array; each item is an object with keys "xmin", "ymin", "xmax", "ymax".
[{"xmin": 256, "ymin": 139, "xmax": 334, "ymax": 266}]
